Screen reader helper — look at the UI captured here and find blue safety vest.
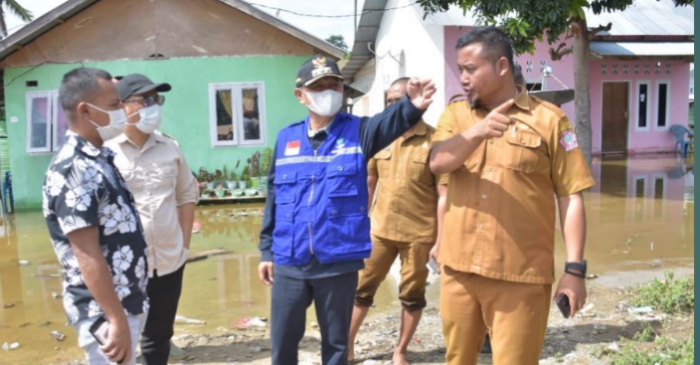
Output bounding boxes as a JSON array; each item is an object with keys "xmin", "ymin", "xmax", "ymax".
[{"xmin": 271, "ymin": 113, "xmax": 371, "ymax": 266}]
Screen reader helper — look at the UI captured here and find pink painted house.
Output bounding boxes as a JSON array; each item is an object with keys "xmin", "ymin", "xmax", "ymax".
[{"xmin": 343, "ymin": 0, "xmax": 694, "ymax": 155}]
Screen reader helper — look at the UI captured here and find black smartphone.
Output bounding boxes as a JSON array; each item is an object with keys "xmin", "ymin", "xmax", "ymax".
[
  {"xmin": 556, "ymin": 295, "xmax": 571, "ymax": 319},
  {"xmin": 88, "ymin": 315, "xmax": 110, "ymax": 346}
]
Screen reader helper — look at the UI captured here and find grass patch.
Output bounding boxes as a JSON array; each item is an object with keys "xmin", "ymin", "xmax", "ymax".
[
  {"xmin": 631, "ymin": 272, "xmax": 694, "ymax": 314},
  {"xmin": 606, "ymin": 335, "xmax": 694, "ymax": 365}
]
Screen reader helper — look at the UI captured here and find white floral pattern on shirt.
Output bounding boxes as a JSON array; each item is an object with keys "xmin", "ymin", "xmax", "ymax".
[{"xmin": 42, "ymin": 131, "xmax": 149, "ymax": 325}]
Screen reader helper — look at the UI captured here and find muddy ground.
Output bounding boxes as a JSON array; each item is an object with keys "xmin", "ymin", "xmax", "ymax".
[{"xmin": 46, "ymin": 268, "xmax": 694, "ymax": 365}]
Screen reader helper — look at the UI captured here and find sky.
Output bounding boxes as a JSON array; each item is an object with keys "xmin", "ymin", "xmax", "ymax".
[{"xmin": 6, "ymin": 0, "xmax": 367, "ymax": 47}]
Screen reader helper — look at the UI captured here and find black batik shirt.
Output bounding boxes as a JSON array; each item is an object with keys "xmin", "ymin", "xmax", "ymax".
[{"xmin": 42, "ymin": 131, "xmax": 149, "ymax": 325}]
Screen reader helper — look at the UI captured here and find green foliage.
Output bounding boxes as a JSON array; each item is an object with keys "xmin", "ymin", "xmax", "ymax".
[
  {"xmin": 632, "ymin": 325, "xmax": 656, "ymax": 342},
  {"xmin": 3, "ymin": 0, "xmax": 34, "ymax": 22},
  {"xmin": 631, "ymin": 272, "xmax": 694, "ymax": 314},
  {"xmin": 325, "ymin": 34, "xmax": 348, "ymax": 52},
  {"xmin": 260, "ymin": 148, "xmax": 273, "ymax": 177},
  {"xmin": 608, "ymin": 335, "xmax": 694, "ymax": 365}
]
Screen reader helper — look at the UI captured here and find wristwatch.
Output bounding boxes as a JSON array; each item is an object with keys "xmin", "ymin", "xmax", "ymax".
[{"xmin": 564, "ymin": 260, "xmax": 587, "ymax": 278}]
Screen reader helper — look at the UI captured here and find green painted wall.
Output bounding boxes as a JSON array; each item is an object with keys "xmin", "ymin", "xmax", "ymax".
[{"xmin": 5, "ymin": 56, "xmax": 310, "ymax": 210}]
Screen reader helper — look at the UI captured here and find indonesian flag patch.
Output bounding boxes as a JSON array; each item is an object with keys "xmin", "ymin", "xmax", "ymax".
[
  {"xmin": 285, "ymin": 140, "xmax": 301, "ymax": 156},
  {"xmin": 559, "ymin": 131, "xmax": 579, "ymax": 151}
]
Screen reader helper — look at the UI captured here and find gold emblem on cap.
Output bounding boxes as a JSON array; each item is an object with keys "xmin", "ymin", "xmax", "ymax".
[{"xmin": 312, "ymin": 56, "xmax": 327, "ymax": 68}]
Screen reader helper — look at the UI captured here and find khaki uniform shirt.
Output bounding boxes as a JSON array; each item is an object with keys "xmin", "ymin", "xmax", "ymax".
[
  {"xmin": 368, "ymin": 121, "xmax": 449, "ymax": 243},
  {"xmin": 434, "ymin": 89, "xmax": 595, "ymax": 284},
  {"xmin": 106, "ymin": 132, "xmax": 198, "ymax": 277}
]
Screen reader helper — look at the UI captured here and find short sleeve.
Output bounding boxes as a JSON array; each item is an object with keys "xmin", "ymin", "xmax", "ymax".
[
  {"xmin": 550, "ymin": 117, "xmax": 596, "ymax": 196},
  {"xmin": 367, "ymin": 157, "xmax": 378, "ymax": 177},
  {"xmin": 48, "ymin": 159, "xmax": 104, "ymax": 235}
]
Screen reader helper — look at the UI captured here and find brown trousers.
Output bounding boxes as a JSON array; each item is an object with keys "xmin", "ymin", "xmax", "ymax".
[
  {"xmin": 355, "ymin": 235, "xmax": 432, "ymax": 311},
  {"xmin": 440, "ymin": 266, "xmax": 552, "ymax": 365}
]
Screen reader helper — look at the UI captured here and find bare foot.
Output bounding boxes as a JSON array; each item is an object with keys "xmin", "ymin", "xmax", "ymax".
[{"xmin": 393, "ymin": 351, "xmax": 410, "ymax": 365}]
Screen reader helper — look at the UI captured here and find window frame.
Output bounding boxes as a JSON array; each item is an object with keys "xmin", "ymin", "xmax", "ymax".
[
  {"xmin": 654, "ymin": 80, "xmax": 671, "ymax": 130},
  {"xmin": 26, "ymin": 91, "xmax": 54, "ymax": 154},
  {"xmin": 209, "ymin": 82, "xmax": 267, "ymax": 148},
  {"xmin": 51, "ymin": 91, "xmax": 70, "ymax": 151},
  {"xmin": 635, "ymin": 81, "xmax": 651, "ymax": 131}
]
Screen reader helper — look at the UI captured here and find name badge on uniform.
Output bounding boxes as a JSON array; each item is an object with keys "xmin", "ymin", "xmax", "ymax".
[{"xmin": 285, "ymin": 140, "xmax": 301, "ymax": 156}]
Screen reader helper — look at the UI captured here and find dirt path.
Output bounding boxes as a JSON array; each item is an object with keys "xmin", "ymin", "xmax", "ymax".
[
  {"xmin": 159, "ymin": 269, "xmax": 694, "ymax": 365},
  {"xmin": 46, "ymin": 268, "xmax": 694, "ymax": 365}
]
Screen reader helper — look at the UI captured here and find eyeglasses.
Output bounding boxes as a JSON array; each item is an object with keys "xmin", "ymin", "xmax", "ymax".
[{"xmin": 125, "ymin": 94, "xmax": 166, "ymax": 107}]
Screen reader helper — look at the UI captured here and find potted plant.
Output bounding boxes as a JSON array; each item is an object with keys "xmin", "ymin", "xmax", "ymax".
[
  {"xmin": 198, "ymin": 167, "xmax": 215, "ymax": 190},
  {"xmin": 247, "ymin": 152, "xmax": 261, "ymax": 188},
  {"xmin": 258, "ymin": 148, "xmax": 272, "ymax": 193},
  {"xmin": 231, "ymin": 160, "xmax": 241, "ymax": 189},
  {"xmin": 240, "ymin": 166, "xmax": 250, "ymax": 189},
  {"xmin": 213, "ymin": 169, "xmax": 225, "ymax": 190}
]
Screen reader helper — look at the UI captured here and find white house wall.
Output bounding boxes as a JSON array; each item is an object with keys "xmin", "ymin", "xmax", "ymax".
[{"xmin": 369, "ymin": 0, "xmax": 446, "ymax": 126}]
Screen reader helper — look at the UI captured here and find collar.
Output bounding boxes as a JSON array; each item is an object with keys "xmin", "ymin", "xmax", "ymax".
[
  {"xmin": 65, "ymin": 130, "xmax": 113, "ymax": 160},
  {"xmin": 112, "ymin": 131, "xmax": 165, "ymax": 150},
  {"xmin": 514, "ymin": 86, "xmax": 531, "ymax": 111},
  {"xmin": 308, "ymin": 117, "xmax": 335, "ymax": 138},
  {"xmin": 403, "ymin": 121, "xmax": 428, "ymax": 139}
]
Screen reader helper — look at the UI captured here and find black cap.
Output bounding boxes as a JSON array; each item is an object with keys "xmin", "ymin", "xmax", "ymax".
[
  {"xmin": 117, "ymin": 73, "xmax": 172, "ymax": 101},
  {"xmin": 295, "ymin": 55, "xmax": 344, "ymax": 88}
]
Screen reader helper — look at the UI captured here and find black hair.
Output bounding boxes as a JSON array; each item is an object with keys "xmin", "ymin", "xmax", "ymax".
[
  {"xmin": 390, "ymin": 77, "xmax": 410, "ymax": 87},
  {"xmin": 456, "ymin": 27, "xmax": 515, "ymax": 70},
  {"xmin": 513, "ymin": 65, "xmax": 526, "ymax": 87},
  {"xmin": 59, "ymin": 67, "xmax": 113, "ymax": 118}
]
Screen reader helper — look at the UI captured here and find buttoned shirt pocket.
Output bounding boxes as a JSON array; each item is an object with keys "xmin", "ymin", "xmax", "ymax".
[
  {"xmin": 327, "ymin": 201, "xmax": 370, "ymax": 254},
  {"xmin": 154, "ymin": 164, "xmax": 177, "ymax": 193},
  {"xmin": 274, "ymin": 171, "xmax": 297, "ymax": 204},
  {"xmin": 373, "ymin": 149, "xmax": 392, "ymax": 179},
  {"xmin": 327, "ymin": 157, "xmax": 359, "ymax": 197},
  {"xmin": 502, "ymin": 129, "xmax": 542, "ymax": 173},
  {"xmin": 409, "ymin": 149, "xmax": 433, "ymax": 184},
  {"xmin": 272, "ymin": 203, "xmax": 295, "ymax": 257}
]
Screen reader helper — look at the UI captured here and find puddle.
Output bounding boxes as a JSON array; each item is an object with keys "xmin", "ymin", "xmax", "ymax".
[{"xmin": 0, "ymin": 155, "xmax": 694, "ymax": 364}]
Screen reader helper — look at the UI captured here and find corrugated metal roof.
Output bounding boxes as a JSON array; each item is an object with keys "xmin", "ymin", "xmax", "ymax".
[
  {"xmin": 340, "ymin": 0, "xmax": 388, "ymax": 80},
  {"xmin": 417, "ymin": 0, "xmax": 693, "ymax": 36},
  {"xmin": 583, "ymin": 0, "xmax": 693, "ymax": 36},
  {"xmin": 0, "ymin": 0, "xmax": 345, "ymax": 64},
  {"xmin": 590, "ymin": 42, "xmax": 694, "ymax": 57}
]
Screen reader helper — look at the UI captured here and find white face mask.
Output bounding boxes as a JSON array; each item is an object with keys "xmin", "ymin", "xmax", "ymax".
[
  {"xmin": 86, "ymin": 103, "xmax": 127, "ymax": 141},
  {"xmin": 304, "ymin": 89, "xmax": 343, "ymax": 117},
  {"xmin": 128, "ymin": 105, "xmax": 162, "ymax": 134}
]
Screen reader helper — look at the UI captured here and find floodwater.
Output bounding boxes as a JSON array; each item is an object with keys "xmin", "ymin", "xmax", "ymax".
[{"xmin": 0, "ymin": 155, "xmax": 694, "ymax": 365}]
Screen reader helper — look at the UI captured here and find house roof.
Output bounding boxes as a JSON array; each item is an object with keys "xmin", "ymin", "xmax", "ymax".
[
  {"xmin": 340, "ymin": 0, "xmax": 388, "ymax": 81},
  {"xmin": 583, "ymin": 0, "xmax": 694, "ymax": 37},
  {"xmin": 590, "ymin": 42, "xmax": 695, "ymax": 58},
  {"xmin": 414, "ymin": 0, "xmax": 694, "ymax": 36},
  {"xmin": 0, "ymin": 0, "xmax": 345, "ymax": 64}
]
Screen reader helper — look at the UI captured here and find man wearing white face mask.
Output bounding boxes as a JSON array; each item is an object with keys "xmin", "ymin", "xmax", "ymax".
[
  {"xmin": 258, "ymin": 55, "xmax": 436, "ymax": 365},
  {"xmin": 43, "ymin": 68, "xmax": 149, "ymax": 365},
  {"xmin": 105, "ymin": 74, "xmax": 198, "ymax": 365}
]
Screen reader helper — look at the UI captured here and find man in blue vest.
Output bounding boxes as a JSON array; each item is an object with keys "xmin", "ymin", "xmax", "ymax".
[{"xmin": 258, "ymin": 55, "xmax": 436, "ymax": 365}]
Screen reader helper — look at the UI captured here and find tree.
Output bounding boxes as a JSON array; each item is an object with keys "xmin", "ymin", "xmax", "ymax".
[
  {"xmin": 0, "ymin": 0, "xmax": 33, "ymax": 39},
  {"xmin": 417, "ymin": 0, "xmax": 693, "ymax": 164},
  {"xmin": 325, "ymin": 34, "xmax": 349, "ymax": 53}
]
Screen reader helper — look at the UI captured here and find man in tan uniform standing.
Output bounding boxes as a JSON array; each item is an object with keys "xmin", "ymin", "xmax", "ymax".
[
  {"xmin": 430, "ymin": 27, "xmax": 595, "ymax": 365},
  {"xmin": 106, "ymin": 74, "xmax": 198, "ymax": 365},
  {"xmin": 348, "ymin": 78, "xmax": 448, "ymax": 365}
]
